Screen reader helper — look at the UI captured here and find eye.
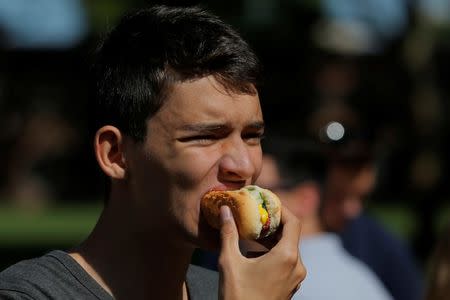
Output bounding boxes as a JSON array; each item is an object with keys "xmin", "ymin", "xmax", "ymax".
[
  {"xmin": 242, "ymin": 132, "xmax": 265, "ymax": 145},
  {"xmin": 177, "ymin": 135, "xmax": 218, "ymax": 144}
]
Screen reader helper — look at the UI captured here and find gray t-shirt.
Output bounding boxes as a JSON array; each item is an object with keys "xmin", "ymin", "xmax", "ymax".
[{"xmin": 0, "ymin": 250, "xmax": 218, "ymax": 299}]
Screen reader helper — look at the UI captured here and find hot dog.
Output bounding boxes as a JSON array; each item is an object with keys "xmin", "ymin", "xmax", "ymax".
[{"xmin": 201, "ymin": 185, "xmax": 281, "ymax": 240}]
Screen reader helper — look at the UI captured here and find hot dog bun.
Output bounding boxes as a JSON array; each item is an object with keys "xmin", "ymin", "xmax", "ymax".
[{"xmin": 201, "ymin": 185, "xmax": 281, "ymax": 240}]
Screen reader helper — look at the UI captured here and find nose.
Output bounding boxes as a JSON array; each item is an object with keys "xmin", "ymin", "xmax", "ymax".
[{"xmin": 218, "ymin": 136, "xmax": 258, "ymax": 182}]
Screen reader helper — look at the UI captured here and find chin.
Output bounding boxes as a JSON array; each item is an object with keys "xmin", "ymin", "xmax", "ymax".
[{"xmin": 176, "ymin": 216, "xmax": 221, "ymax": 251}]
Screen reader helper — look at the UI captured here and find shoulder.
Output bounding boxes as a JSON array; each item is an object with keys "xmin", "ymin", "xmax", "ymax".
[
  {"xmin": 343, "ymin": 215, "xmax": 424, "ymax": 300},
  {"xmin": 299, "ymin": 234, "xmax": 393, "ymax": 300},
  {"xmin": 0, "ymin": 252, "xmax": 60, "ymax": 286},
  {"xmin": 347, "ymin": 214, "xmax": 398, "ymax": 240},
  {"xmin": 343, "ymin": 214, "xmax": 413, "ymax": 253},
  {"xmin": 187, "ymin": 264, "xmax": 218, "ymax": 285},
  {"xmin": 186, "ymin": 264, "xmax": 218, "ymax": 300},
  {"xmin": 350, "ymin": 214, "xmax": 421, "ymax": 267},
  {"xmin": 337, "ymin": 248, "xmax": 394, "ymax": 300},
  {"xmin": 0, "ymin": 252, "xmax": 60, "ymax": 299},
  {"xmin": 0, "ymin": 250, "xmax": 112, "ymax": 300}
]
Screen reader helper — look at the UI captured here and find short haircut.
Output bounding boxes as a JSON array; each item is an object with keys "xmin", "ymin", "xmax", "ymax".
[
  {"xmin": 262, "ymin": 135, "xmax": 326, "ymax": 188},
  {"xmin": 90, "ymin": 5, "xmax": 262, "ymax": 142}
]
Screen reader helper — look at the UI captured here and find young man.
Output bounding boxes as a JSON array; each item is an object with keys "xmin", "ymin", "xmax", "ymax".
[{"xmin": 0, "ymin": 6, "xmax": 305, "ymax": 300}]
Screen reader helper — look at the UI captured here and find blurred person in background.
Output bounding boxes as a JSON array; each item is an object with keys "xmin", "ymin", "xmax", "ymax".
[
  {"xmin": 305, "ymin": 16, "xmax": 424, "ymax": 295},
  {"xmin": 0, "ymin": 5, "xmax": 306, "ymax": 300},
  {"xmin": 255, "ymin": 138, "xmax": 393, "ymax": 300},
  {"xmin": 424, "ymin": 222, "xmax": 450, "ymax": 300},
  {"xmin": 312, "ymin": 107, "xmax": 424, "ymax": 300}
]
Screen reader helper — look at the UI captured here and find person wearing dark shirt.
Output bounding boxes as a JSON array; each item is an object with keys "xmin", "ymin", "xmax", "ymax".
[{"xmin": 341, "ymin": 214, "xmax": 424, "ymax": 300}]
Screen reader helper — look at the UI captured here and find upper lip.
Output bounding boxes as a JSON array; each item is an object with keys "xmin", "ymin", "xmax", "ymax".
[{"xmin": 210, "ymin": 181, "xmax": 247, "ymax": 192}]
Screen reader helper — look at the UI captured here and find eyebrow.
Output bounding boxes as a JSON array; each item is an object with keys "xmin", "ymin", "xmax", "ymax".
[{"xmin": 179, "ymin": 121, "xmax": 265, "ymax": 132}]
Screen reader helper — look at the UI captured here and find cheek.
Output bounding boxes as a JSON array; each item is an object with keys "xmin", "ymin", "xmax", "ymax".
[
  {"xmin": 170, "ymin": 149, "xmax": 221, "ymax": 189},
  {"xmin": 167, "ymin": 151, "xmax": 219, "ymax": 240}
]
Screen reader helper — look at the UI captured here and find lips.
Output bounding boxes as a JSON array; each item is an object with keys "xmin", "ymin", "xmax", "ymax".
[{"xmin": 209, "ymin": 181, "xmax": 247, "ymax": 192}]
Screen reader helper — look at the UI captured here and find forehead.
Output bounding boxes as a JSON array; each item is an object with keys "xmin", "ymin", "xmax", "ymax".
[{"xmin": 153, "ymin": 76, "xmax": 263, "ymax": 127}]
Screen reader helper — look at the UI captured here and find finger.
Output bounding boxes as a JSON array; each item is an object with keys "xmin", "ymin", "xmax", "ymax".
[
  {"xmin": 244, "ymin": 251, "xmax": 266, "ymax": 258},
  {"xmin": 255, "ymin": 232, "xmax": 279, "ymax": 249},
  {"xmin": 289, "ymin": 282, "xmax": 302, "ymax": 298},
  {"xmin": 219, "ymin": 205, "xmax": 240, "ymax": 256},
  {"xmin": 255, "ymin": 205, "xmax": 300, "ymax": 250},
  {"xmin": 273, "ymin": 205, "xmax": 302, "ymax": 250}
]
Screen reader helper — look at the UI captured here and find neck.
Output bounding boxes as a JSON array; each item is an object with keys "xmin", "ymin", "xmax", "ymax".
[{"xmin": 70, "ymin": 201, "xmax": 194, "ymax": 300}]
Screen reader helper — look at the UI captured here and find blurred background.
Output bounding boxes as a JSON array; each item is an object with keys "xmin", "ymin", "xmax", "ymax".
[{"xmin": 0, "ymin": 0, "xmax": 449, "ymax": 283}]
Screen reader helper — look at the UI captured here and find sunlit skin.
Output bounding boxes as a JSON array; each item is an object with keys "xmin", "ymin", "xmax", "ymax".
[
  {"xmin": 69, "ymin": 76, "xmax": 265, "ymax": 299},
  {"xmin": 125, "ymin": 76, "xmax": 265, "ymax": 249}
]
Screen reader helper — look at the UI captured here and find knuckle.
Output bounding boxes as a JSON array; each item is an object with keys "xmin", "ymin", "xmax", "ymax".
[
  {"xmin": 218, "ymin": 254, "xmax": 230, "ymax": 269},
  {"xmin": 280, "ymin": 248, "xmax": 299, "ymax": 266},
  {"xmin": 218, "ymin": 253, "xmax": 244, "ymax": 274},
  {"xmin": 295, "ymin": 263, "xmax": 307, "ymax": 281}
]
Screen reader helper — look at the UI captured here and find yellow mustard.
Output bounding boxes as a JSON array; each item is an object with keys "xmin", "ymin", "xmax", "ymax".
[{"xmin": 258, "ymin": 203, "xmax": 268, "ymax": 225}]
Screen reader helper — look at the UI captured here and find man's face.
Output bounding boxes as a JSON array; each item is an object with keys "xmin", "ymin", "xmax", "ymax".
[
  {"xmin": 322, "ymin": 163, "xmax": 376, "ymax": 231},
  {"xmin": 124, "ymin": 76, "xmax": 264, "ymax": 249}
]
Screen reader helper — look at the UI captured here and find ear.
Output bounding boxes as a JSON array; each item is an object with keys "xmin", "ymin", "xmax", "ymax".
[{"xmin": 94, "ymin": 125, "xmax": 126, "ymax": 179}]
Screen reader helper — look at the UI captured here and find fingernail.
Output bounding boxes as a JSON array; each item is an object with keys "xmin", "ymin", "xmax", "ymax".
[{"xmin": 220, "ymin": 205, "xmax": 231, "ymax": 221}]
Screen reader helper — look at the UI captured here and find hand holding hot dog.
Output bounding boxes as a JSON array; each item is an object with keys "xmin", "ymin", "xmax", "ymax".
[{"xmin": 218, "ymin": 205, "xmax": 306, "ymax": 300}]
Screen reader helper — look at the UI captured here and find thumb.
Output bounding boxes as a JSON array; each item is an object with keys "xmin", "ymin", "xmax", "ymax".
[{"xmin": 219, "ymin": 205, "xmax": 240, "ymax": 255}]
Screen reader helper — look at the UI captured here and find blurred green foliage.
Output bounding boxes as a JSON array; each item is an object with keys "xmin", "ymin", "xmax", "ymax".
[
  {"xmin": 1, "ymin": 202, "xmax": 446, "ymax": 246},
  {"xmin": 0, "ymin": 201, "xmax": 447, "ymax": 270},
  {"xmin": 0, "ymin": 203, "xmax": 101, "ymax": 246}
]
